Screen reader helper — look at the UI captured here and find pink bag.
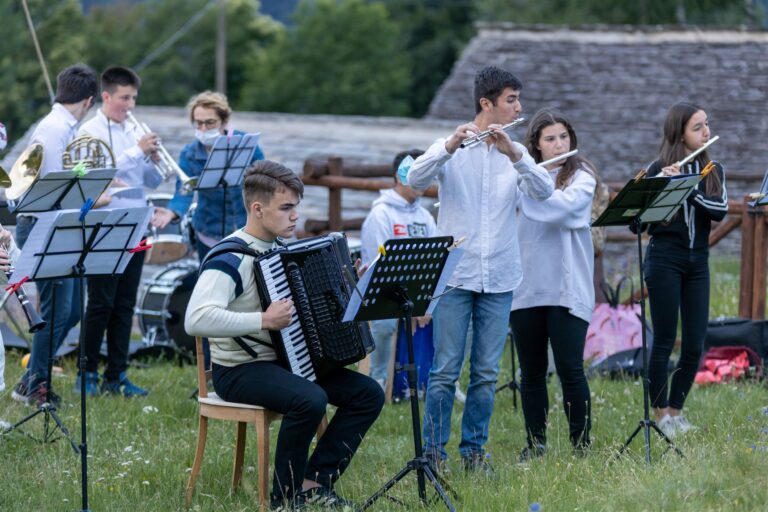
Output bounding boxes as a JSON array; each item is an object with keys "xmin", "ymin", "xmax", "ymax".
[{"xmin": 584, "ymin": 278, "xmax": 643, "ymax": 364}]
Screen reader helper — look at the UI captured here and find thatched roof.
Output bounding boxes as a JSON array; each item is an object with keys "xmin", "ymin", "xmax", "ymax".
[{"xmin": 428, "ymin": 23, "xmax": 768, "ymax": 187}]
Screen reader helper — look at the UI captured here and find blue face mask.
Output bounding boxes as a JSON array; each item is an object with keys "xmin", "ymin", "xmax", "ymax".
[
  {"xmin": 397, "ymin": 155, "xmax": 414, "ymax": 185},
  {"xmin": 195, "ymin": 128, "xmax": 220, "ymax": 147}
]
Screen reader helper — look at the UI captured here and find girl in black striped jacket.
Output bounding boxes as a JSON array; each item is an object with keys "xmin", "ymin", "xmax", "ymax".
[{"xmin": 643, "ymin": 102, "xmax": 727, "ymax": 438}]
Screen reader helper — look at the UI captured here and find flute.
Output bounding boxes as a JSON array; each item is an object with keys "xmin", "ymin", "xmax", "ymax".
[
  {"xmin": 676, "ymin": 135, "xmax": 719, "ymax": 167},
  {"xmin": 460, "ymin": 117, "xmax": 527, "ymax": 149},
  {"xmin": 539, "ymin": 149, "xmax": 579, "ymax": 168}
]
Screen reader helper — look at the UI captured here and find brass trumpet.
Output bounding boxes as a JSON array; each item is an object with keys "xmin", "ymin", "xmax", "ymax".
[
  {"xmin": 126, "ymin": 111, "xmax": 197, "ymax": 194},
  {"xmin": 460, "ymin": 117, "xmax": 527, "ymax": 149}
]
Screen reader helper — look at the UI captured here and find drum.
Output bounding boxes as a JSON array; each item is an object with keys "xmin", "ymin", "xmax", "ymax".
[
  {"xmin": 136, "ymin": 262, "xmax": 198, "ymax": 354},
  {"xmin": 145, "ymin": 193, "xmax": 190, "ymax": 264}
]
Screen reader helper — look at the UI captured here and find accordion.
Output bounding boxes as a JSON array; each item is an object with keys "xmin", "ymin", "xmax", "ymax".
[{"xmin": 254, "ymin": 233, "xmax": 374, "ymax": 381}]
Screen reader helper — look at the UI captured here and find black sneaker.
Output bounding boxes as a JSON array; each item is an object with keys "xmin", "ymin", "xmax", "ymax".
[
  {"xmin": 460, "ymin": 452, "xmax": 494, "ymax": 475},
  {"xmin": 518, "ymin": 444, "xmax": 546, "ymax": 464},
  {"xmin": 11, "ymin": 380, "xmax": 61, "ymax": 408},
  {"xmin": 425, "ymin": 452, "xmax": 449, "ymax": 475},
  {"xmin": 297, "ymin": 486, "xmax": 356, "ymax": 509}
]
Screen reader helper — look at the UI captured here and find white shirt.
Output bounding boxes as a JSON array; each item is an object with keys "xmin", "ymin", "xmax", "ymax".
[
  {"xmin": 78, "ymin": 110, "xmax": 162, "ymax": 208},
  {"xmin": 512, "ymin": 167, "xmax": 596, "ymax": 322},
  {"xmin": 29, "ymin": 103, "xmax": 80, "ymax": 178},
  {"xmin": 407, "ymin": 138, "xmax": 554, "ymax": 293}
]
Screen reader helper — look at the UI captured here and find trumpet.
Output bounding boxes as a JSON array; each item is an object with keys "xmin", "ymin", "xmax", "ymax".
[
  {"xmin": 126, "ymin": 111, "xmax": 198, "ymax": 194},
  {"xmin": 460, "ymin": 117, "xmax": 527, "ymax": 149}
]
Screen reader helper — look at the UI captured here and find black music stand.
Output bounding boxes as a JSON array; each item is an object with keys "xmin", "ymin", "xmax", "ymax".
[
  {"xmin": 3, "ymin": 170, "xmax": 113, "ymax": 447},
  {"xmin": 197, "ymin": 133, "xmax": 260, "ymax": 239},
  {"xmin": 593, "ymin": 171, "xmax": 702, "ymax": 463},
  {"xmin": 749, "ymin": 167, "xmax": 768, "ymax": 206},
  {"xmin": 346, "ymin": 236, "xmax": 464, "ymax": 512},
  {"xmin": 6, "ymin": 205, "xmax": 152, "ymax": 512},
  {"xmin": 495, "ymin": 317, "xmax": 519, "ymax": 409}
]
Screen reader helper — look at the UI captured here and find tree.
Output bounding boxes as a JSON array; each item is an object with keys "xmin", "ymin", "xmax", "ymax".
[
  {"xmin": 0, "ymin": 0, "xmax": 88, "ymax": 150},
  {"xmin": 383, "ymin": 0, "xmax": 476, "ymax": 117},
  {"xmin": 85, "ymin": 0, "xmax": 280, "ymax": 109},
  {"xmin": 240, "ymin": 0, "xmax": 411, "ymax": 116}
]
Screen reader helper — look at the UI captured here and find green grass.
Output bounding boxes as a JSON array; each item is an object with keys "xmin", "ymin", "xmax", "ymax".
[{"xmin": 0, "ymin": 257, "xmax": 766, "ymax": 511}]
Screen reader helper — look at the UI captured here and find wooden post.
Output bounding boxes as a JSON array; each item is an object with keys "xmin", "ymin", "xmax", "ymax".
[
  {"xmin": 739, "ymin": 197, "xmax": 755, "ymax": 318},
  {"xmin": 752, "ymin": 205, "xmax": 767, "ymax": 319},
  {"xmin": 327, "ymin": 157, "xmax": 343, "ymax": 232}
]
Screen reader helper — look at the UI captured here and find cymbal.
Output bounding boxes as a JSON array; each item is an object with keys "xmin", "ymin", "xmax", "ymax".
[{"xmin": 6, "ymin": 143, "xmax": 43, "ymax": 200}]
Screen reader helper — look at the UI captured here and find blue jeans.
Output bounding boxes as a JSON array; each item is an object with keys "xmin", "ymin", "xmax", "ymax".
[
  {"xmin": 16, "ymin": 216, "xmax": 82, "ymax": 388},
  {"xmin": 369, "ymin": 318, "xmax": 398, "ymax": 385},
  {"xmin": 422, "ymin": 288, "xmax": 513, "ymax": 460}
]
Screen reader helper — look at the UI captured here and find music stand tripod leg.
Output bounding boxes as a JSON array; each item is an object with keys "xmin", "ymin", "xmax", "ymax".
[
  {"xmin": 4, "ymin": 280, "xmax": 79, "ymax": 453},
  {"xmin": 362, "ymin": 289, "xmax": 456, "ymax": 512}
]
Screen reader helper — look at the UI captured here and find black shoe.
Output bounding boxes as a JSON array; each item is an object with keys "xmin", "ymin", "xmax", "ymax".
[
  {"xmin": 425, "ymin": 452, "xmax": 449, "ymax": 475},
  {"xmin": 518, "ymin": 444, "xmax": 546, "ymax": 464},
  {"xmin": 297, "ymin": 486, "xmax": 356, "ymax": 509},
  {"xmin": 573, "ymin": 440, "xmax": 591, "ymax": 458},
  {"xmin": 460, "ymin": 452, "xmax": 494, "ymax": 475},
  {"xmin": 12, "ymin": 380, "xmax": 61, "ymax": 408}
]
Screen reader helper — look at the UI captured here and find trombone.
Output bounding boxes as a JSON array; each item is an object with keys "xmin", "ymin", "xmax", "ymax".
[
  {"xmin": 460, "ymin": 117, "xmax": 527, "ymax": 149},
  {"xmin": 126, "ymin": 111, "xmax": 198, "ymax": 194}
]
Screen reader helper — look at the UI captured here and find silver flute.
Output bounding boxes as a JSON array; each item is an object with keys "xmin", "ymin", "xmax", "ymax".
[{"xmin": 460, "ymin": 117, "xmax": 527, "ymax": 149}]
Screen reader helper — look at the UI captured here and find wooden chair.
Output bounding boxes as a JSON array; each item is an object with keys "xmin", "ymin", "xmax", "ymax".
[{"xmin": 185, "ymin": 337, "xmax": 327, "ymax": 511}]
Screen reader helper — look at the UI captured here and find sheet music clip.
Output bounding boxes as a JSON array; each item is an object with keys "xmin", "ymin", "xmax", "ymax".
[{"xmin": 128, "ymin": 238, "xmax": 153, "ymax": 254}]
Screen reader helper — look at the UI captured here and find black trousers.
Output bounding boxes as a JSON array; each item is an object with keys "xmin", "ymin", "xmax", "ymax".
[
  {"xmin": 212, "ymin": 361, "xmax": 384, "ymax": 503},
  {"xmin": 644, "ymin": 238, "xmax": 709, "ymax": 410},
  {"xmin": 83, "ymin": 252, "xmax": 145, "ymax": 380},
  {"xmin": 510, "ymin": 306, "xmax": 591, "ymax": 447}
]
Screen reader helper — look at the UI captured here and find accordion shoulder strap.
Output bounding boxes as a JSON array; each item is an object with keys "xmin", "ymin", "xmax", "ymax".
[{"xmin": 200, "ymin": 237, "xmax": 276, "ymax": 355}]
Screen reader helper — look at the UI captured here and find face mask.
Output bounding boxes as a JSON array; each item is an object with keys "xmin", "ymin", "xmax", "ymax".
[{"xmin": 195, "ymin": 128, "xmax": 220, "ymax": 147}]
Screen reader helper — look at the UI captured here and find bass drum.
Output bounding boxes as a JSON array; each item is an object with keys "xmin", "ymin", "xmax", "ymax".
[{"xmin": 136, "ymin": 262, "xmax": 198, "ymax": 354}]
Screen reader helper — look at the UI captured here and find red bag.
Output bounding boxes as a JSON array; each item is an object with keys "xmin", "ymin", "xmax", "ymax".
[
  {"xmin": 694, "ymin": 345, "xmax": 763, "ymax": 385},
  {"xmin": 584, "ymin": 278, "xmax": 643, "ymax": 364}
]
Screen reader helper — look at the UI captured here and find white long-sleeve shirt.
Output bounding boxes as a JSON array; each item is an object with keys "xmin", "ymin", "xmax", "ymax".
[
  {"xmin": 0, "ymin": 237, "xmax": 21, "ymax": 392},
  {"xmin": 407, "ymin": 139, "xmax": 554, "ymax": 293},
  {"xmin": 29, "ymin": 103, "xmax": 80, "ymax": 178},
  {"xmin": 511, "ymin": 167, "xmax": 596, "ymax": 322},
  {"xmin": 185, "ymin": 229, "xmax": 279, "ymax": 366},
  {"xmin": 78, "ymin": 110, "xmax": 162, "ymax": 209}
]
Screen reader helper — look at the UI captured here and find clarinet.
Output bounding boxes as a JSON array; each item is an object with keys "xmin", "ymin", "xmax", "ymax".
[{"xmin": 0, "ymin": 232, "xmax": 46, "ymax": 333}]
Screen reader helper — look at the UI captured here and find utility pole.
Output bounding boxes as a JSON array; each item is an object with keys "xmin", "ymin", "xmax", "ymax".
[{"xmin": 215, "ymin": 0, "xmax": 227, "ymax": 95}]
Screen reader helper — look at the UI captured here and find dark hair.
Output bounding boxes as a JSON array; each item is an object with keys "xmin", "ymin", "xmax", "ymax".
[
  {"xmin": 242, "ymin": 160, "xmax": 304, "ymax": 207},
  {"xmin": 54, "ymin": 64, "xmax": 98, "ymax": 104},
  {"xmin": 100, "ymin": 66, "xmax": 142, "ymax": 94},
  {"xmin": 524, "ymin": 108, "xmax": 599, "ymax": 190},
  {"xmin": 392, "ymin": 149, "xmax": 424, "ymax": 183},
  {"xmin": 658, "ymin": 101, "xmax": 722, "ymax": 196},
  {"xmin": 473, "ymin": 66, "xmax": 522, "ymax": 114}
]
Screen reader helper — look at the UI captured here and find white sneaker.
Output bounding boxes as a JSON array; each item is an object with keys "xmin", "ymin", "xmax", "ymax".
[
  {"xmin": 672, "ymin": 414, "xmax": 698, "ymax": 434},
  {"xmin": 657, "ymin": 414, "xmax": 677, "ymax": 439},
  {"xmin": 454, "ymin": 385, "xmax": 466, "ymax": 404}
]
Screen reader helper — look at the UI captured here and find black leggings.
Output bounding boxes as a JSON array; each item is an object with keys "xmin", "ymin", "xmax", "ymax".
[
  {"xmin": 212, "ymin": 361, "xmax": 384, "ymax": 503},
  {"xmin": 510, "ymin": 306, "xmax": 591, "ymax": 448},
  {"xmin": 644, "ymin": 239, "xmax": 709, "ymax": 410}
]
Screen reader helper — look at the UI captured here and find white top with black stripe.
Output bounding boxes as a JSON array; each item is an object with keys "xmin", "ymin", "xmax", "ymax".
[{"xmin": 185, "ymin": 229, "xmax": 279, "ymax": 366}]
